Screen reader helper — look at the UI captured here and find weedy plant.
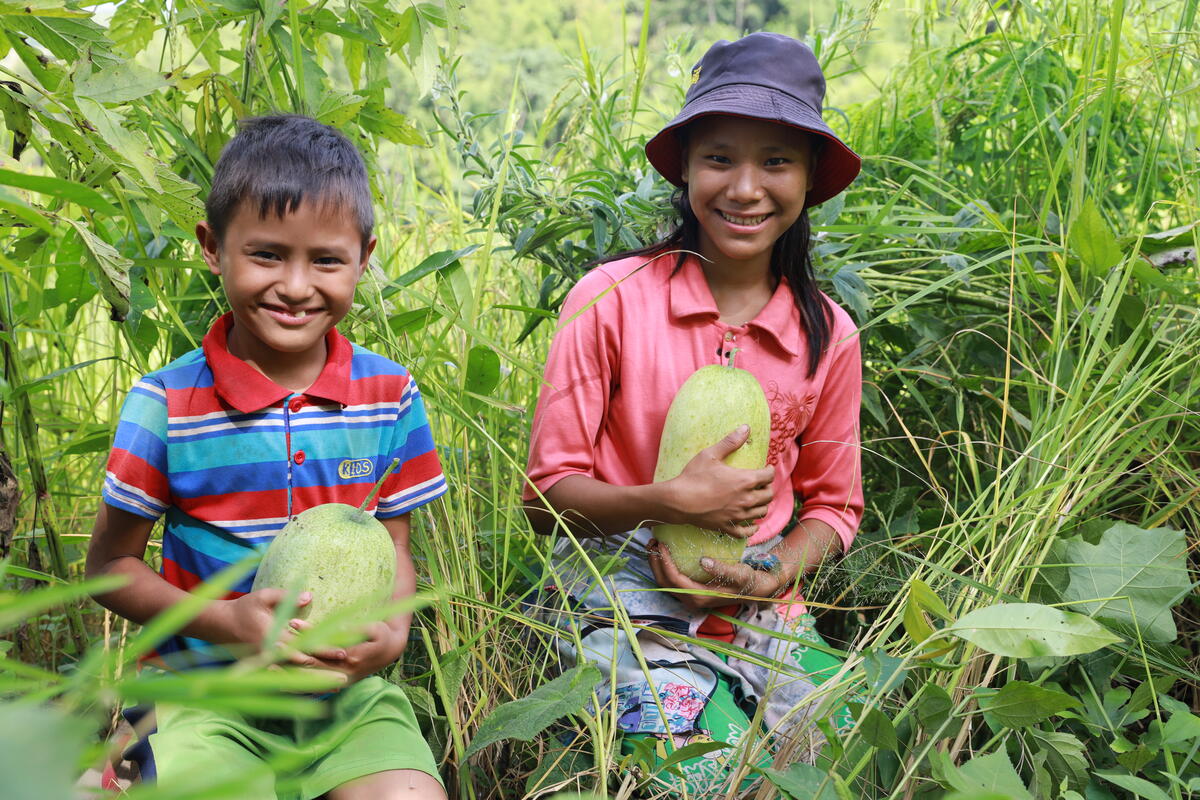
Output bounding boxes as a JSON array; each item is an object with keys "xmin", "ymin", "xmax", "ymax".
[{"xmin": 0, "ymin": 1, "xmax": 1196, "ymax": 799}]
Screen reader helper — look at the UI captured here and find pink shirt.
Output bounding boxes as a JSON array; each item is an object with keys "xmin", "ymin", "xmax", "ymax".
[{"xmin": 525, "ymin": 253, "xmax": 863, "ymax": 551}]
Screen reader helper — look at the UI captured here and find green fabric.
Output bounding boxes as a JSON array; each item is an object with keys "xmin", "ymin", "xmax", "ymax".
[
  {"xmin": 149, "ymin": 676, "xmax": 441, "ymax": 799},
  {"xmin": 621, "ymin": 618, "xmax": 852, "ymax": 796}
]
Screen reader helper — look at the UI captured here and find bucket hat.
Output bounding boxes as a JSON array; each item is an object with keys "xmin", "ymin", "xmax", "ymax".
[{"xmin": 645, "ymin": 32, "xmax": 860, "ymax": 207}]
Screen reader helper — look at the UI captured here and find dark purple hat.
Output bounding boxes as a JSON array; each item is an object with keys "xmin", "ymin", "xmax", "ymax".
[{"xmin": 645, "ymin": 32, "xmax": 861, "ymax": 207}]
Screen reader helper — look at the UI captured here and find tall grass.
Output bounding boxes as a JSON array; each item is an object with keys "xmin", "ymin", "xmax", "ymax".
[{"xmin": 0, "ymin": 1, "xmax": 1196, "ymax": 799}]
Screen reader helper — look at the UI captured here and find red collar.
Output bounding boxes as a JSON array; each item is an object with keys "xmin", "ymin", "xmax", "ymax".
[
  {"xmin": 201, "ymin": 313, "xmax": 354, "ymax": 412},
  {"xmin": 667, "ymin": 256, "xmax": 801, "ymax": 357}
]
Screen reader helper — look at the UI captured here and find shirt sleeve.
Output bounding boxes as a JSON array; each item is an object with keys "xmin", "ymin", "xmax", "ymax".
[
  {"xmin": 791, "ymin": 320, "xmax": 864, "ymax": 552},
  {"xmin": 375, "ymin": 374, "xmax": 447, "ymax": 518},
  {"xmin": 524, "ymin": 271, "xmax": 620, "ymax": 500},
  {"xmin": 103, "ymin": 377, "xmax": 171, "ymax": 520}
]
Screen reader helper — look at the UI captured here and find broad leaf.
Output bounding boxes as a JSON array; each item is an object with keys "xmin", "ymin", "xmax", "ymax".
[
  {"xmin": 0, "ymin": 704, "xmax": 92, "ymax": 800},
  {"xmin": 942, "ymin": 750, "xmax": 1034, "ymax": 800},
  {"xmin": 979, "ymin": 681, "xmax": 1079, "ymax": 728},
  {"xmin": 761, "ymin": 762, "xmax": 841, "ymax": 800},
  {"xmin": 1059, "ymin": 522, "xmax": 1189, "ymax": 643},
  {"xmin": 74, "ymin": 61, "xmax": 167, "ymax": 105},
  {"xmin": 463, "ymin": 664, "xmax": 601, "ymax": 758},
  {"xmin": 1069, "ymin": 196, "xmax": 1123, "ymax": 276},
  {"xmin": 1095, "ymin": 771, "xmax": 1172, "ymax": 800},
  {"xmin": 946, "ymin": 603, "xmax": 1120, "ymax": 658}
]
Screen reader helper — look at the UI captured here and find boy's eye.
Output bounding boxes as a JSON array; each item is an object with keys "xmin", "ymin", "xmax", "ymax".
[
  {"xmin": 315, "ymin": 256, "xmax": 346, "ymax": 266},
  {"xmin": 252, "ymin": 250, "xmax": 280, "ymax": 261}
]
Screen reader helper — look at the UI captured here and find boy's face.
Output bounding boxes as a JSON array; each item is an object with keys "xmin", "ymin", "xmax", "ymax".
[{"xmin": 197, "ymin": 199, "xmax": 376, "ymax": 375}]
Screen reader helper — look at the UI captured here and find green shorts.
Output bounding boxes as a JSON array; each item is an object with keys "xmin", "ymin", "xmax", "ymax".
[{"xmin": 149, "ymin": 676, "xmax": 441, "ymax": 800}]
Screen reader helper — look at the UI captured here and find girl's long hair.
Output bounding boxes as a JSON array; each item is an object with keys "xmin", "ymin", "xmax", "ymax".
[{"xmin": 601, "ymin": 176, "xmax": 833, "ymax": 377}]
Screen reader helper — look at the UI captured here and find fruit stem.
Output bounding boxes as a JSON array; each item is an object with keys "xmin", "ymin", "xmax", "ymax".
[
  {"xmin": 726, "ymin": 347, "xmax": 740, "ymax": 369},
  {"xmin": 358, "ymin": 458, "xmax": 400, "ymax": 514}
]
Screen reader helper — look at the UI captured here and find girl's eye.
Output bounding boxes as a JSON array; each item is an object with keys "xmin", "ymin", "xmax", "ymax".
[
  {"xmin": 765, "ymin": 157, "xmax": 790, "ymax": 167},
  {"xmin": 705, "ymin": 154, "xmax": 731, "ymax": 165}
]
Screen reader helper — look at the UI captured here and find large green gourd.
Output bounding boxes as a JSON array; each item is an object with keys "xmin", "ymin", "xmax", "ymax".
[
  {"xmin": 652, "ymin": 356, "xmax": 771, "ymax": 581},
  {"xmin": 251, "ymin": 460, "xmax": 398, "ymax": 624}
]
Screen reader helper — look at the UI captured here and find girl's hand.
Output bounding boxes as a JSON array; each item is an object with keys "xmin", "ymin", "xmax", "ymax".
[
  {"xmin": 665, "ymin": 425, "xmax": 776, "ymax": 538},
  {"xmin": 286, "ymin": 618, "xmax": 404, "ymax": 683},
  {"xmin": 647, "ymin": 539, "xmax": 795, "ymax": 609}
]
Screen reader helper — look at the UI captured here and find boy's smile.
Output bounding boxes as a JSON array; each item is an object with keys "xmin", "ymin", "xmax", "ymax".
[
  {"xmin": 197, "ymin": 200, "xmax": 375, "ymax": 390},
  {"xmin": 681, "ymin": 115, "xmax": 814, "ymax": 275}
]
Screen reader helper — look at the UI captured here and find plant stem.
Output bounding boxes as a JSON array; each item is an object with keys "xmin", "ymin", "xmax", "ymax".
[{"xmin": 358, "ymin": 458, "xmax": 401, "ymax": 514}]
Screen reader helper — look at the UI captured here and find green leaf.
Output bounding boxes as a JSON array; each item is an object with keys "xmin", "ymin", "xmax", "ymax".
[
  {"xmin": 0, "ymin": 1, "xmax": 89, "ymax": 18},
  {"xmin": 0, "ymin": 575, "xmax": 124, "ymax": 634},
  {"xmin": 360, "ymin": 104, "xmax": 427, "ymax": 146},
  {"xmin": 463, "ymin": 664, "xmax": 602, "ymax": 758},
  {"xmin": 658, "ymin": 740, "xmax": 732, "ymax": 773},
  {"xmin": 0, "ymin": 704, "xmax": 92, "ymax": 800},
  {"xmin": 0, "ymin": 167, "xmax": 119, "ymax": 215},
  {"xmin": 1027, "ymin": 729, "xmax": 1088, "ymax": 792},
  {"xmin": 390, "ymin": 245, "xmax": 481, "ymax": 291},
  {"xmin": 316, "ymin": 92, "xmax": 369, "ymax": 127},
  {"xmin": 64, "ymin": 219, "xmax": 132, "ymax": 321},
  {"xmin": 917, "ymin": 683, "xmax": 954, "ymax": 732},
  {"xmin": 1069, "ymin": 196, "xmax": 1123, "ymax": 276},
  {"xmin": 1059, "ymin": 522, "xmax": 1190, "ymax": 643},
  {"xmin": 761, "ymin": 762, "xmax": 842, "ymax": 800},
  {"xmin": 858, "ymin": 705, "xmax": 899, "ymax": 751},
  {"xmin": 1094, "ymin": 771, "xmax": 1172, "ymax": 800},
  {"xmin": 946, "ymin": 603, "xmax": 1121, "ymax": 658},
  {"xmin": 863, "ymin": 647, "xmax": 907, "ymax": 694},
  {"xmin": 465, "ymin": 345, "xmax": 501, "ymax": 397},
  {"xmin": 941, "ymin": 750, "xmax": 1034, "ymax": 800},
  {"xmin": 978, "ymin": 681, "xmax": 1079, "ymax": 728},
  {"xmin": 75, "ymin": 61, "xmax": 167, "ymax": 105}
]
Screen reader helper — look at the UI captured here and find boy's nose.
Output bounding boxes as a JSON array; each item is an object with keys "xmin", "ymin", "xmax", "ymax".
[{"xmin": 277, "ymin": 262, "xmax": 316, "ymax": 301}]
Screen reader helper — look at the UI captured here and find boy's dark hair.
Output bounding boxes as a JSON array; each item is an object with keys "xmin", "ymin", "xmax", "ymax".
[{"xmin": 205, "ymin": 114, "xmax": 374, "ymax": 249}]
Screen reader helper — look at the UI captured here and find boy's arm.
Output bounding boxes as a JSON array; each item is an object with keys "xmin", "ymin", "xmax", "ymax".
[
  {"xmin": 86, "ymin": 503, "xmax": 342, "ymax": 669},
  {"xmin": 326, "ymin": 513, "xmax": 417, "ymax": 683}
]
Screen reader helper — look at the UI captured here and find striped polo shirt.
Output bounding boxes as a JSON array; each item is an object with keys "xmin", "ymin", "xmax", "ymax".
[{"xmin": 103, "ymin": 313, "xmax": 446, "ymax": 666}]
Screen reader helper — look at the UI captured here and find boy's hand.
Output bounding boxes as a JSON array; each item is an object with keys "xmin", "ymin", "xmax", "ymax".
[
  {"xmin": 286, "ymin": 618, "xmax": 404, "ymax": 683},
  {"xmin": 224, "ymin": 589, "xmax": 348, "ymax": 667},
  {"xmin": 665, "ymin": 426, "xmax": 775, "ymax": 538}
]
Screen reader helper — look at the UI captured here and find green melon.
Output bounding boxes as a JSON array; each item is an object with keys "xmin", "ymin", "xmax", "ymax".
[
  {"xmin": 251, "ymin": 459, "xmax": 399, "ymax": 625},
  {"xmin": 652, "ymin": 359, "xmax": 771, "ymax": 581}
]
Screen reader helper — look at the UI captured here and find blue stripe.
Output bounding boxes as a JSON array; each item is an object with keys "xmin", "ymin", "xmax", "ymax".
[
  {"xmin": 350, "ymin": 348, "xmax": 411, "ymax": 380},
  {"xmin": 171, "ymin": 461, "xmax": 291, "ymax": 497},
  {"xmin": 164, "ymin": 509, "xmax": 275, "ymax": 562},
  {"xmin": 170, "ymin": 430, "xmax": 288, "ymax": 472}
]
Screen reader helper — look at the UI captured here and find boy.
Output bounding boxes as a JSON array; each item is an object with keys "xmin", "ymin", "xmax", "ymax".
[{"xmin": 86, "ymin": 115, "xmax": 447, "ymax": 800}]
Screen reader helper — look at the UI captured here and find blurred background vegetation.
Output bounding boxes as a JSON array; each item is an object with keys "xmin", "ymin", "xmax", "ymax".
[{"xmin": 0, "ymin": 1, "xmax": 1197, "ymax": 798}]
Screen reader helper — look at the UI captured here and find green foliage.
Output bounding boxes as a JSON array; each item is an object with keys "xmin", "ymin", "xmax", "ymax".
[{"xmin": 0, "ymin": 0, "xmax": 1195, "ymax": 798}]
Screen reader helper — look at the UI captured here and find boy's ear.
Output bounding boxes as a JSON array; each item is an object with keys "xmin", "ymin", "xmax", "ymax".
[
  {"xmin": 357, "ymin": 235, "xmax": 378, "ymax": 277},
  {"xmin": 196, "ymin": 221, "xmax": 222, "ymax": 275}
]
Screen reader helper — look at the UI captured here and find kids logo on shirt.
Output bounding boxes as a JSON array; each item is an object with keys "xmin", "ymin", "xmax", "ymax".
[{"xmin": 338, "ymin": 458, "xmax": 375, "ymax": 480}]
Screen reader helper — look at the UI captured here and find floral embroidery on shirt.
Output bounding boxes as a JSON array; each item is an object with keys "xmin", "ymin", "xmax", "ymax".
[{"xmin": 765, "ymin": 383, "xmax": 815, "ymax": 466}]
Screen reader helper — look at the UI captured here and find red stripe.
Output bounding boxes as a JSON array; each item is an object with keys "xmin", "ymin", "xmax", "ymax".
[
  {"xmin": 390, "ymin": 450, "xmax": 443, "ymax": 495},
  {"xmin": 161, "ymin": 558, "xmax": 246, "ymax": 600},
  {"xmin": 342, "ymin": 372, "xmax": 411, "ymax": 405},
  {"xmin": 105, "ymin": 448, "xmax": 169, "ymax": 505},
  {"xmin": 176, "ymin": 488, "xmax": 288, "ymax": 521}
]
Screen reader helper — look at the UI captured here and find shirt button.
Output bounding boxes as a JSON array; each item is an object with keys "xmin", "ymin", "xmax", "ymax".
[
  {"xmin": 289, "ymin": 397, "xmax": 304, "ymax": 412},
  {"xmin": 293, "ymin": 450, "xmax": 305, "ymax": 465},
  {"xmin": 724, "ymin": 331, "xmax": 735, "ymax": 341}
]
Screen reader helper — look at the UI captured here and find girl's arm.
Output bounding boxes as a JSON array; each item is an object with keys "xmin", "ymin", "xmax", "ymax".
[{"xmin": 525, "ymin": 424, "xmax": 776, "ymax": 538}]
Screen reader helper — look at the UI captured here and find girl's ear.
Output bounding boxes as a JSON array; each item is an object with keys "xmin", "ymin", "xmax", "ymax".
[{"xmin": 196, "ymin": 221, "xmax": 222, "ymax": 275}]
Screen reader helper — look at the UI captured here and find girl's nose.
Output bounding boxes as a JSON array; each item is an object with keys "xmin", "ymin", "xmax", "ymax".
[{"xmin": 727, "ymin": 164, "xmax": 765, "ymax": 203}]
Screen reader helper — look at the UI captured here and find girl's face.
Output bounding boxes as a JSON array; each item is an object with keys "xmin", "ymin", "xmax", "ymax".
[{"xmin": 681, "ymin": 115, "xmax": 814, "ymax": 273}]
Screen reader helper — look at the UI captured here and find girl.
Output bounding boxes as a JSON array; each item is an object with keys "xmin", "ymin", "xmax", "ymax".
[{"xmin": 524, "ymin": 32, "xmax": 863, "ymax": 795}]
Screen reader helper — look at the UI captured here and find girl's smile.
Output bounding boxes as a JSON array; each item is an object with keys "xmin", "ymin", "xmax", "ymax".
[{"xmin": 681, "ymin": 116, "xmax": 814, "ymax": 275}]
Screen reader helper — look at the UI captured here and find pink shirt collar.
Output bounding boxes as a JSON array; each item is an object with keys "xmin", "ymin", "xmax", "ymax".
[
  {"xmin": 202, "ymin": 312, "xmax": 354, "ymax": 413},
  {"xmin": 668, "ymin": 256, "xmax": 801, "ymax": 357}
]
